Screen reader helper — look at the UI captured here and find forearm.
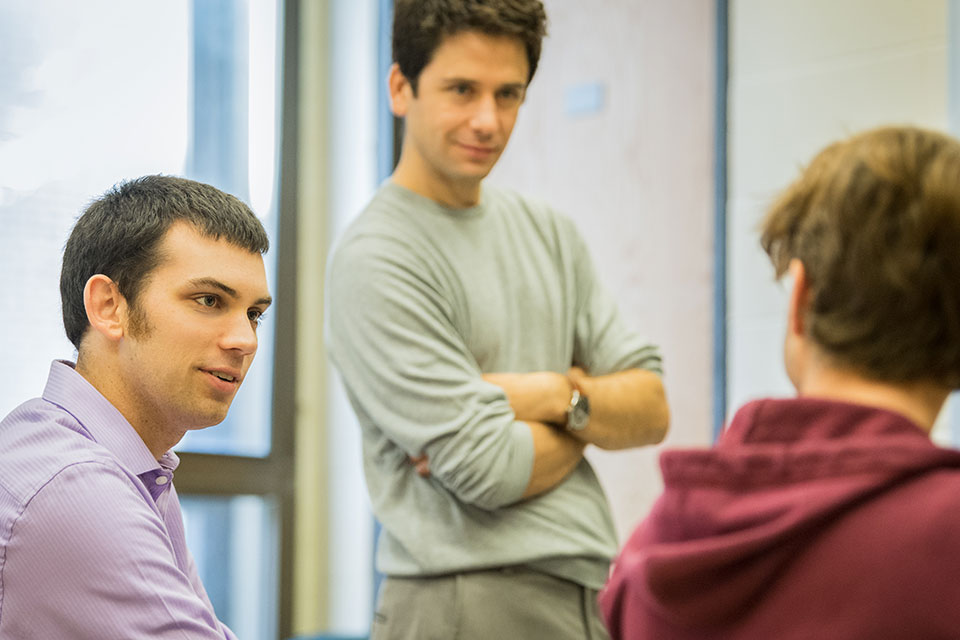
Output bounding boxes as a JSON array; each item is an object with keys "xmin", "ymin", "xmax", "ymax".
[
  {"xmin": 409, "ymin": 418, "xmax": 583, "ymax": 503},
  {"xmin": 568, "ymin": 367, "xmax": 669, "ymax": 450},
  {"xmin": 521, "ymin": 420, "xmax": 586, "ymax": 499},
  {"xmin": 482, "ymin": 371, "xmax": 572, "ymax": 424},
  {"xmin": 483, "ymin": 368, "xmax": 670, "ymax": 450}
]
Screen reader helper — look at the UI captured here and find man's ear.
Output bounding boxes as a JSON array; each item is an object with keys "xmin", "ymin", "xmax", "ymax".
[
  {"xmin": 786, "ymin": 258, "xmax": 810, "ymax": 338},
  {"xmin": 388, "ymin": 62, "xmax": 412, "ymax": 117},
  {"xmin": 83, "ymin": 275, "xmax": 126, "ymax": 342}
]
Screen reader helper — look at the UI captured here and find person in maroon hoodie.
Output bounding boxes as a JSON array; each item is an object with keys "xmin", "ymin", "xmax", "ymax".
[{"xmin": 599, "ymin": 125, "xmax": 960, "ymax": 640}]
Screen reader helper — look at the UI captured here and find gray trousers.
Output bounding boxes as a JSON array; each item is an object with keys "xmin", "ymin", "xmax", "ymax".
[{"xmin": 370, "ymin": 567, "xmax": 612, "ymax": 640}]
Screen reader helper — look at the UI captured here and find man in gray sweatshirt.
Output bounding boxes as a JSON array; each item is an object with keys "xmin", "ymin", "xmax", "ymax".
[{"xmin": 325, "ymin": 2, "xmax": 670, "ymax": 638}]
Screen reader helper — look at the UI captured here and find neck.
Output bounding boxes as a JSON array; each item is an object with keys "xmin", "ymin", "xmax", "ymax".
[
  {"xmin": 76, "ymin": 351, "xmax": 182, "ymax": 460},
  {"xmin": 797, "ymin": 359, "xmax": 949, "ymax": 433},
  {"xmin": 391, "ymin": 153, "xmax": 482, "ymax": 209}
]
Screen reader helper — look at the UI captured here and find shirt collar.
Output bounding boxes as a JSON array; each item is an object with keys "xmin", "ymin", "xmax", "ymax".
[{"xmin": 41, "ymin": 360, "xmax": 177, "ymax": 476}]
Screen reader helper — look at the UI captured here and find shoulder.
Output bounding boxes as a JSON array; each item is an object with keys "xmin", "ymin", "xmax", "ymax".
[
  {"xmin": 0, "ymin": 399, "xmax": 126, "ymax": 507},
  {"xmin": 330, "ymin": 187, "xmax": 436, "ymax": 272},
  {"xmin": 484, "ymin": 185, "xmax": 567, "ymax": 223},
  {"xmin": 893, "ymin": 465, "xmax": 960, "ymax": 529},
  {"xmin": 339, "ymin": 182, "xmax": 443, "ymax": 242},
  {"xmin": 14, "ymin": 460, "xmax": 155, "ymax": 532},
  {"xmin": 3, "ymin": 459, "xmax": 160, "ymax": 581},
  {"xmin": 483, "ymin": 185, "xmax": 587, "ymax": 254},
  {"xmin": 820, "ymin": 461, "xmax": 960, "ymax": 575}
]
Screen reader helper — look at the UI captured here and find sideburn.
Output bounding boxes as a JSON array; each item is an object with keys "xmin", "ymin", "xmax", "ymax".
[{"xmin": 126, "ymin": 301, "xmax": 153, "ymax": 339}]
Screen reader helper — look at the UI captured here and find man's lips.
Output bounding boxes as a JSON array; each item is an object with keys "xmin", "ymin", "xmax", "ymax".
[
  {"xmin": 201, "ymin": 367, "xmax": 243, "ymax": 386},
  {"xmin": 459, "ymin": 142, "xmax": 497, "ymax": 156}
]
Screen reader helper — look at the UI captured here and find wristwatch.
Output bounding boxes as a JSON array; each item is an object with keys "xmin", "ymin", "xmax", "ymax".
[{"xmin": 565, "ymin": 387, "xmax": 590, "ymax": 432}]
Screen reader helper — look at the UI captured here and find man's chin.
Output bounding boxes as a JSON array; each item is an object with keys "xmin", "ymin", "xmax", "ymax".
[
  {"xmin": 454, "ymin": 156, "xmax": 499, "ymax": 178},
  {"xmin": 468, "ymin": 161, "xmax": 498, "ymax": 178},
  {"xmin": 186, "ymin": 408, "xmax": 232, "ymax": 430}
]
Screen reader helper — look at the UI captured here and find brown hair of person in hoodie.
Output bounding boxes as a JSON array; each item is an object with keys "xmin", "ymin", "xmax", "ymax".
[{"xmin": 761, "ymin": 126, "xmax": 960, "ymax": 389}]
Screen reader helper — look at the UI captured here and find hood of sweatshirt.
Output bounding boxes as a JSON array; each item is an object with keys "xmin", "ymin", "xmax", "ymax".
[{"xmin": 601, "ymin": 397, "xmax": 960, "ymax": 632}]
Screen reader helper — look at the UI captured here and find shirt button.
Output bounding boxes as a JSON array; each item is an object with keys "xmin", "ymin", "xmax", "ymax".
[{"xmin": 155, "ymin": 475, "xmax": 169, "ymax": 485}]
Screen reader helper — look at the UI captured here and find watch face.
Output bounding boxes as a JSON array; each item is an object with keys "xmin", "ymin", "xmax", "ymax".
[{"xmin": 568, "ymin": 393, "xmax": 590, "ymax": 431}]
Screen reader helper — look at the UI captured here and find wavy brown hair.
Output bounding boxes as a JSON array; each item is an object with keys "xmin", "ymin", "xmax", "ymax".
[
  {"xmin": 392, "ymin": 0, "xmax": 547, "ymax": 94},
  {"xmin": 761, "ymin": 126, "xmax": 960, "ymax": 386}
]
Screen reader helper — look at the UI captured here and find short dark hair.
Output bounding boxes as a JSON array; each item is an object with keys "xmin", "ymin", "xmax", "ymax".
[
  {"xmin": 761, "ymin": 126, "xmax": 960, "ymax": 387},
  {"xmin": 60, "ymin": 175, "xmax": 269, "ymax": 350},
  {"xmin": 392, "ymin": 0, "xmax": 547, "ymax": 93}
]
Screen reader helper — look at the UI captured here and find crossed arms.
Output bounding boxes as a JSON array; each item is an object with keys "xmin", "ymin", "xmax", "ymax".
[
  {"xmin": 328, "ymin": 229, "xmax": 670, "ymax": 511},
  {"xmin": 411, "ymin": 367, "xmax": 670, "ymax": 500},
  {"xmin": 483, "ymin": 367, "xmax": 669, "ymax": 499}
]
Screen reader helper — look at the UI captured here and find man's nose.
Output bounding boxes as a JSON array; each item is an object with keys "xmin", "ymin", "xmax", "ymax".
[
  {"xmin": 220, "ymin": 312, "xmax": 258, "ymax": 356},
  {"xmin": 469, "ymin": 93, "xmax": 498, "ymax": 135}
]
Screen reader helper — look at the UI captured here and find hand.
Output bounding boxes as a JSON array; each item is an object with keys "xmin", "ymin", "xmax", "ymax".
[
  {"xmin": 408, "ymin": 454, "xmax": 430, "ymax": 477},
  {"xmin": 567, "ymin": 366, "xmax": 587, "ymax": 388}
]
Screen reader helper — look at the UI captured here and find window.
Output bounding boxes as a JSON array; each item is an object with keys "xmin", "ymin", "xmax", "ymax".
[
  {"xmin": 181, "ymin": 495, "xmax": 279, "ymax": 638},
  {"xmin": 0, "ymin": 1, "xmax": 293, "ymax": 637}
]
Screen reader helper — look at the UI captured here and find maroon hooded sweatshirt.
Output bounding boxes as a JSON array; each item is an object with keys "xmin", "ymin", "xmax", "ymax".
[{"xmin": 600, "ymin": 397, "xmax": 960, "ymax": 640}]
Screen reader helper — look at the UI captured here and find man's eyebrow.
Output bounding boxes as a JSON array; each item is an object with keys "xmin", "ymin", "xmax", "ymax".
[
  {"xmin": 188, "ymin": 277, "xmax": 273, "ymax": 307},
  {"xmin": 441, "ymin": 77, "xmax": 526, "ymax": 92},
  {"xmin": 189, "ymin": 278, "xmax": 238, "ymax": 298}
]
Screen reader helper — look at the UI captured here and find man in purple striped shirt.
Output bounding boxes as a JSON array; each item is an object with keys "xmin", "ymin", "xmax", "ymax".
[{"xmin": 0, "ymin": 175, "xmax": 272, "ymax": 639}]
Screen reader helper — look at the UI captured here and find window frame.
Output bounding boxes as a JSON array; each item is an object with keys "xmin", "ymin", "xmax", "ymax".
[{"xmin": 173, "ymin": 1, "xmax": 300, "ymax": 637}]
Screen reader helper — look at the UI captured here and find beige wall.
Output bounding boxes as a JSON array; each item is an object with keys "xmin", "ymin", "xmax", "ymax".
[
  {"xmin": 490, "ymin": 0, "xmax": 717, "ymax": 540},
  {"xmin": 727, "ymin": 0, "xmax": 949, "ymax": 416}
]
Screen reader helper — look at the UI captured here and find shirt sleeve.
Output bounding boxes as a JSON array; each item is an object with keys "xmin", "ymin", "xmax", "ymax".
[
  {"xmin": 1, "ymin": 462, "xmax": 237, "ymax": 640},
  {"xmin": 326, "ymin": 233, "xmax": 534, "ymax": 510},
  {"xmin": 567, "ymin": 218, "xmax": 663, "ymax": 376}
]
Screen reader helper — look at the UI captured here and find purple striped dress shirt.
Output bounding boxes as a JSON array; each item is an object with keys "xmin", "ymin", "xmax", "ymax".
[{"xmin": 0, "ymin": 361, "xmax": 238, "ymax": 639}]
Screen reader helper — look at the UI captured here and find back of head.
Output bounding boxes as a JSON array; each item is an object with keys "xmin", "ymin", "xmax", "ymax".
[
  {"xmin": 761, "ymin": 126, "xmax": 960, "ymax": 387},
  {"xmin": 392, "ymin": 0, "xmax": 547, "ymax": 92},
  {"xmin": 60, "ymin": 175, "xmax": 269, "ymax": 351}
]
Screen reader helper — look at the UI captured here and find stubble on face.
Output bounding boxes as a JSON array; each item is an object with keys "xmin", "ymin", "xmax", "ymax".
[
  {"xmin": 110, "ymin": 224, "xmax": 270, "ymax": 456},
  {"xmin": 125, "ymin": 298, "xmax": 152, "ymax": 340}
]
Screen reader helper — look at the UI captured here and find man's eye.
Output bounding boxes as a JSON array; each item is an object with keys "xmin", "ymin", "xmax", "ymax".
[
  {"xmin": 452, "ymin": 84, "xmax": 471, "ymax": 95},
  {"xmin": 197, "ymin": 295, "xmax": 218, "ymax": 308},
  {"xmin": 248, "ymin": 309, "xmax": 266, "ymax": 325}
]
